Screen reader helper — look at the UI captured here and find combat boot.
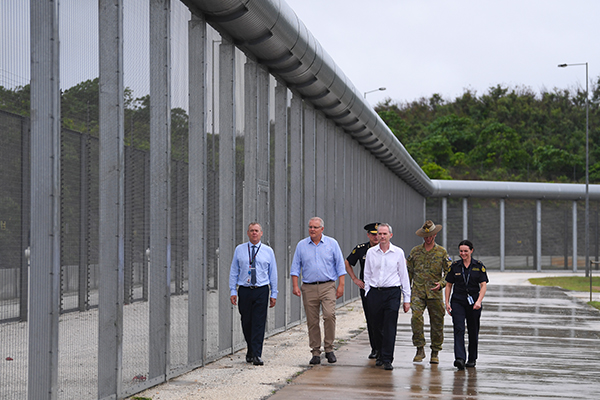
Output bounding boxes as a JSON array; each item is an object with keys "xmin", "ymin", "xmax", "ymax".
[
  {"xmin": 413, "ymin": 347, "xmax": 425, "ymax": 362},
  {"xmin": 430, "ymin": 350, "xmax": 439, "ymax": 364}
]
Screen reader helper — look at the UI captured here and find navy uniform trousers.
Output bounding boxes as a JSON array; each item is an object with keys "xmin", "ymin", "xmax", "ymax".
[
  {"xmin": 450, "ymin": 299, "xmax": 482, "ymax": 362},
  {"xmin": 238, "ymin": 285, "xmax": 269, "ymax": 357},
  {"xmin": 359, "ymin": 288, "xmax": 377, "ymax": 353},
  {"xmin": 367, "ymin": 287, "xmax": 401, "ymax": 363}
]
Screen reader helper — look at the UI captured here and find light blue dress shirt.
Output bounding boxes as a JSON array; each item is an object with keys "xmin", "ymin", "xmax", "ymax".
[
  {"xmin": 290, "ymin": 234, "xmax": 346, "ymax": 283},
  {"xmin": 229, "ymin": 241, "xmax": 278, "ymax": 298}
]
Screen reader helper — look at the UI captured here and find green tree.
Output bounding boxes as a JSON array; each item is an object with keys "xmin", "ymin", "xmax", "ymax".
[
  {"xmin": 61, "ymin": 78, "xmax": 100, "ymax": 134},
  {"xmin": 0, "ymin": 84, "xmax": 30, "ymax": 116},
  {"xmin": 533, "ymin": 145, "xmax": 583, "ymax": 181},
  {"xmin": 375, "ymin": 78, "xmax": 600, "ymax": 183}
]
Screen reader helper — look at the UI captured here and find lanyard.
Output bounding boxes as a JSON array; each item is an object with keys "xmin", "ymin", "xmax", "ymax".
[
  {"xmin": 461, "ymin": 262, "xmax": 471, "ymax": 289},
  {"xmin": 248, "ymin": 243, "xmax": 261, "ymax": 266}
]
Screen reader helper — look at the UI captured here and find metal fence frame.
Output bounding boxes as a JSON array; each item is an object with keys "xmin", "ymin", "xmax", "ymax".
[
  {"xmin": 5, "ymin": 0, "xmax": 598, "ymax": 399},
  {"xmin": 18, "ymin": 1, "xmax": 425, "ymax": 398}
]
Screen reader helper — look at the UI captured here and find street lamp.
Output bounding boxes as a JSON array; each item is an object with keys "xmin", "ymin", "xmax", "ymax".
[
  {"xmin": 364, "ymin": 87, "xmax": 386, "ymax": 98},
  {"xmin": 558, "ymin": 62, "xmax": 590, "ymax": 291}
]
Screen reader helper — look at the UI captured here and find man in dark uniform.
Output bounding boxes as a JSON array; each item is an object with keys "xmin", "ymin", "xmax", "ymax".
[{"xmin": 345, "ymin": 222, "xmax": 380, "ymax": 359}]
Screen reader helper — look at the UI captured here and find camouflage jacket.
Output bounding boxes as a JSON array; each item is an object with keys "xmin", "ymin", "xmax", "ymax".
[{"xmin": 407, "ymin": 243, "xmax": 451, "ymax": 299}]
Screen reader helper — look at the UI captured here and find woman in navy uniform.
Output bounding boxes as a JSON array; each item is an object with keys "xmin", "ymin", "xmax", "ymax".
[{"xmin": 444, "ymin": 240, "xmax": 488, "ymax": 370}]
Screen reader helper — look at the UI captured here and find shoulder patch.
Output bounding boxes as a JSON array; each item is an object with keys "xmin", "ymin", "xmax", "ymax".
[
  {"xmin": 482, "ymin": 266, "xmax": 486, "ymax": 273},
  {"xmin": 351, "ymin": 249, "xmax": 356, "ymax": 254}
]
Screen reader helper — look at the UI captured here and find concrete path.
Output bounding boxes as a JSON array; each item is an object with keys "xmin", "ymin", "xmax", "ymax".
[{"xmin": 270, "ymin": 272, "xmax": 600, "ymax": 399}]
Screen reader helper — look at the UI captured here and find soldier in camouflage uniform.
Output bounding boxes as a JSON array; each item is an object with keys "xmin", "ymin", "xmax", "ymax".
[{"xmin": 407, "ymin": 220, "xmax": 451, "ymax": 364}]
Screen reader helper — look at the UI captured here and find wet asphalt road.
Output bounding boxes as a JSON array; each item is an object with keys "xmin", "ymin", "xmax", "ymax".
[{"xmin": 270, "ymin": 281, "xmax": 600, "ymax": 399}]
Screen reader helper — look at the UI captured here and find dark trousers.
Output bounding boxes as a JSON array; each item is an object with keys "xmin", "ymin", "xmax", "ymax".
[
  {"xmin": 238, "ymin": 285, "xmax": 269, "ymax": 357},
  {"xmin": 451, "ymin": 299, "xmax": 482, "ymax": 362},
  {"xmin": 367, "ymin": 287, "xmax": 401, "ymax": 363},
  {"xmin": 360, "ymin": 288, "xmax": 377, "ymax": 352}
]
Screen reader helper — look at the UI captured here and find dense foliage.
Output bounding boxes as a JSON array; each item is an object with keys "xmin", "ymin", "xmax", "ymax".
[
  {"xmin": 376, "ymin": 80, "xmax": 600, "ymax": 183},
  {"xmin": 0, "ymin": 78, "xmax": 189, "ymax": 160},
  {"xmin": 3, "ymin": 77, "xmax": 600, "ymax": 183}
]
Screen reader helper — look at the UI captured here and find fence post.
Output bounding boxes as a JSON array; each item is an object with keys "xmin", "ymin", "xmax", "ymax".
[
  {"xmin": 28, "ymin": 0, "xmax": 62, "ymax": 397},
  {"xmin": 500, "ymin": 199, "xmax": 505, "ymax": 271},
  {"xmin": 98, "ymin": 0, "xmax": 125, "ymax": 398},
  {"xmin": 573, "ymin": 201, "xmax": 578, "ymax": 272},
  {"xmin": 148, "ymin": 0, "xmax": 172, "ymax": 381},
  {"xmin": 187, "ymin": 11, "xmax": 207, "ymax": 367}
]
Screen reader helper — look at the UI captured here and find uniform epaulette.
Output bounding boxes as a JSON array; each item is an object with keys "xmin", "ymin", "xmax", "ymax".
[{"xmin": 356, "ymin": 243, "xmax": 367, "ymax": 248}]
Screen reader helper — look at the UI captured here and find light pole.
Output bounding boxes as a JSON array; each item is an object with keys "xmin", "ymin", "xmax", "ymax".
[
  {"xmin": 364, "ymin": 87, "xmax": 386, "ymax": 98},
  {"xmin": 558, "ymin": 62, "xmax": 589, "ymax": 286}
]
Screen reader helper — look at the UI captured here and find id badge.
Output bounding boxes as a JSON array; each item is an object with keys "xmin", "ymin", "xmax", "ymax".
[{"xmin": 467, "ymin": 295, "xmax": 474, "ymax": 305}]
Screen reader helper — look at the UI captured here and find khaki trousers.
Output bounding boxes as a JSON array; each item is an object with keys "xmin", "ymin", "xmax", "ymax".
[{"xmin": 301, "ymin": 281, "xmax": 336, "ymax": 355}]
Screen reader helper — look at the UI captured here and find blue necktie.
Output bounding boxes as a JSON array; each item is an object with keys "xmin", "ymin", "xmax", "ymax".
[{"xmin": 251, "ymin": 245, "xmax": 257, "ymax": 285}]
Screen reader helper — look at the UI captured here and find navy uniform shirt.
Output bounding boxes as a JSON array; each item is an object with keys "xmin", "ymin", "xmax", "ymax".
[
  {"xmin": 346, "ymin": 242, "xmax": 373, "ymax": 280},
  {"xmin": 445, "ymin": 258, "xmax": 489, "ymax": 303}
]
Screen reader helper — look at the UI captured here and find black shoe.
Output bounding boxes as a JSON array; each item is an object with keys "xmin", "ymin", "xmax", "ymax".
[
  {"xmin": 252, "ymin": 356, "xmax": 264, "ymax": 366},
  {"xmin": 465, "ymin": 360, "xmax": 476, "ymax": 368},
  {"xmin": 245, "ymin": 353, "xmax": 253, "ymax": 363},
  {"xmin": 375, "ymin": 359, "xmax": 383, "ymax": 366},
  {"xmin": 368, "ymin": 349, "xmax": 379, "ymax": 359},
  {"xmin": 309, "ymin": 355, "xmax": 321, "ymax": 365},
  {"xmin": 325, "ymin": 352, "xmax": 337, "ymax": 363},
  {"xmin": 454, "ymin": 358, "xmax": 465, "ymax": 370},
  {"xmin": 383, "ymin": 362, "xmax": 394, "ymax": 370}
]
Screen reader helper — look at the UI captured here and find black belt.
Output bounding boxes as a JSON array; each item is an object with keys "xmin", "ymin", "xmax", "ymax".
[
  {"xmin": 371, "ymin": 286, "xmax": 400, "ymax": 291},
  {"xmin": 240, "ymin": 284, "xmax": 267, "ymax": 290},
  {"xmin": 303, "ymin": 280, "xmax": 334, "ymax": 285}
]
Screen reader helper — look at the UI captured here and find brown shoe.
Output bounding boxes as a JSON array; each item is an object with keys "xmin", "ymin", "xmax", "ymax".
[
  {"xmin": 430, "ymin": 350, "xmax": 439, "ymax": 364},
  {"xmin": 413, "ymin": 347, "xmax": 425, "ymax": 362}
]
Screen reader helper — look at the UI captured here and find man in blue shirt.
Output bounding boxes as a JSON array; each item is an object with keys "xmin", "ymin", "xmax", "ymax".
[
  {"xmin": 291, "ymin": 217, "xmax": 346, "ymax": 365},
  {"xmin": 229, "ymin": 222, "xmax": 278, "ymax": 366}
]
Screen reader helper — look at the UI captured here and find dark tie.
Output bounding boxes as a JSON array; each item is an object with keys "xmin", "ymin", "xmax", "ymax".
[{"xmin": 251, "ymin": 245, "xmax": 257, "ymax": 285}]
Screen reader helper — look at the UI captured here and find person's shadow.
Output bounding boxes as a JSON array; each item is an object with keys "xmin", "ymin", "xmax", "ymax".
[
  {"xmin": 408, "ymin": 363, "xmax": 443, "ymax": 396},
  {"xmin": 453, "ymin": 367, "xmax": 478, "ymax": 399}
]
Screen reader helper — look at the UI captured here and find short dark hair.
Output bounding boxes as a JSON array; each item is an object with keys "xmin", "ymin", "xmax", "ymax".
[{"xmin": 458, "ymin": 240, "xmax": 473, "ymax": 250}]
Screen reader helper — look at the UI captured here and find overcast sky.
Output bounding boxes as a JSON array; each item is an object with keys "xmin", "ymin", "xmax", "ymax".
[{"xmin": 285, "ymin": 0, "xmax": 600, "ymax": 106}]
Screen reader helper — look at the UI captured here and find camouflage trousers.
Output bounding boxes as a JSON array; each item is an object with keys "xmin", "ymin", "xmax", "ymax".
[{"xmin": 410, "ymin": 296, "xmax": 445, "ymax": 351}]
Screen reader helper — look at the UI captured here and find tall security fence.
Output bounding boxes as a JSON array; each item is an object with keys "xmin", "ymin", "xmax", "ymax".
[
  {"xmin": 1, "ymin": 1, "xmax": 425, "ymax": 399},
  {"xmin": 427, "ymin": 197, "xmax": 600, "ymax": 270},
  {"xmin": 4, "ymin": 1, "xmax": 599, "ymax": 399}
]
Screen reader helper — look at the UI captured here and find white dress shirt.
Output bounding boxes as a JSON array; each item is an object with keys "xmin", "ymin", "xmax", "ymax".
[{"xmin": 364, "ymin": 243, "xmax": 411, "ymax": 302}]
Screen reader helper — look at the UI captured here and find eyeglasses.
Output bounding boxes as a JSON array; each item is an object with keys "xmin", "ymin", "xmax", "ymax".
[{"xmin": 308, "ymin": 226, "xmax": 322, "ymax": 229}]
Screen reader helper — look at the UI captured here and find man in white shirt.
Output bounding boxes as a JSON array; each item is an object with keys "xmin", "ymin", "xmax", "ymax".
[{"xmin": 364, "ymin": 223, "xmax": 411, "ymax": 371}]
